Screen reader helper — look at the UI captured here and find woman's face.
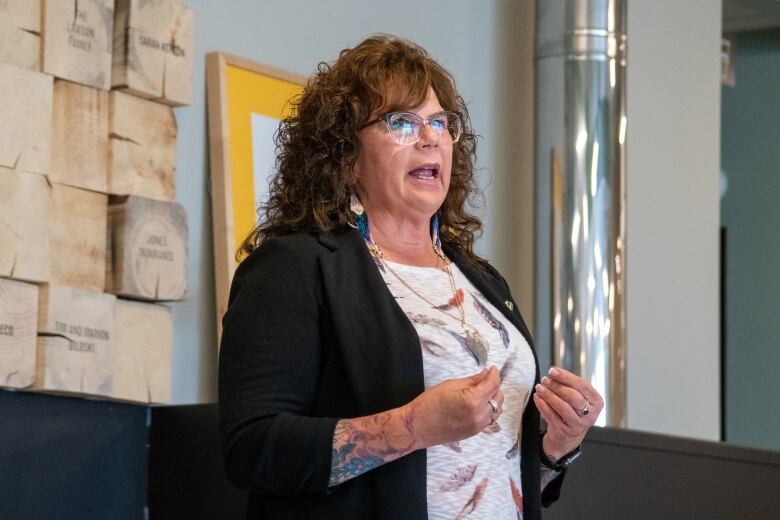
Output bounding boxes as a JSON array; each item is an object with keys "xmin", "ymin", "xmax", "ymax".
[{"xmin": 353, "ymin": 88, "xmax": 453, "ymax": 223}]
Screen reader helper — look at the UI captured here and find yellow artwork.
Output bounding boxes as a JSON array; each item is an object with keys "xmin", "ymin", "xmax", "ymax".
[{"xmin": 206, "ymin": 52, "xmax": 306, "ymax": 341}]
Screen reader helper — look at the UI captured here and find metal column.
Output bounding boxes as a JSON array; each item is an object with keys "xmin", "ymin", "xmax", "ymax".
[{"xmin": 535, "ymin": 0, "xmax": 627, "ymax": 426}]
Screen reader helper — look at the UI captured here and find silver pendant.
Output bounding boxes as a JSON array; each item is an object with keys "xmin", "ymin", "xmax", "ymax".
[{"xmin": 465, "ymin": 330, "xmax": 489, "ymax": 366}]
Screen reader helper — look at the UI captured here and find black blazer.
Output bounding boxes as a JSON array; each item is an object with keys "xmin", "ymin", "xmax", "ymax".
[{"xmin": 218, "ymin": 228, "xmax": 564, "ymax": 519}]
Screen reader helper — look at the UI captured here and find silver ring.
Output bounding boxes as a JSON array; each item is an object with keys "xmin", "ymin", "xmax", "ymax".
[
  {"xmin": 579, "ymin": 401, "xmax": 591, "ymax": 417},
  {"xmin": 488, "ymin": 399, "xmax": 500, "ymax": 424}
]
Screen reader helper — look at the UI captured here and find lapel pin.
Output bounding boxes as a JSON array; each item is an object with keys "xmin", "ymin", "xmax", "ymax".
[{"xmin": 505, "ymin": 300, "xmax": 514, "ymax": 311}]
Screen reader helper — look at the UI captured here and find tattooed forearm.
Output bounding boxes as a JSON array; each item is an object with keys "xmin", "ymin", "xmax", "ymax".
[{"xmin": 329, "ymin": 406, "xmax": 418, "ymax": 487}]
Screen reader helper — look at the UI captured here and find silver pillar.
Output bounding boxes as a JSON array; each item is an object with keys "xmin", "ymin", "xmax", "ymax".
[{"xmin": 534, "ymin": 0, "xmax": 627, "ymax": 427}]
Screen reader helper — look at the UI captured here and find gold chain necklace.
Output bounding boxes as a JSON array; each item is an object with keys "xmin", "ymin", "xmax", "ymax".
[{"xmin": 370, "ymin": 239, "xmax": 490, "ymax": 365}]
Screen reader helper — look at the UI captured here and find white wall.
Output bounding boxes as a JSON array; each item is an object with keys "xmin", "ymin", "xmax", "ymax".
[
  {"xmin": 625, "ymin": 0, "xmax": 722, "ymax": 440},
  {"xmin": 171, "ymin": 0, "xmax": 535, "ymax": 403}
]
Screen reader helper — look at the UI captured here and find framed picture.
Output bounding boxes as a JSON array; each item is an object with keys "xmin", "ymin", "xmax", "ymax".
[{"xmin": 206, "ymin": 52, "xmax": 306, "ymax": 341}]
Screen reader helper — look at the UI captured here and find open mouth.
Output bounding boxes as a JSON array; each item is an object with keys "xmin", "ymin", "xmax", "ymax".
[{"xmin": 408, "ymin": 164, "xmax": 440, "ymax": 180}]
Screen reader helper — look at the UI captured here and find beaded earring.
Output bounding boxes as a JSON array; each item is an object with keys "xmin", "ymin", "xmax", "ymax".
[
  {"xmin": 349, "ymin": 191, "xmax": 366, "ymax": 234},
  {"xmin": 350, "ymin": 192, "xmax": 383, "ymax": 258},
  {"xmin": 350, "ymin": 192, "xmax": 368, "ymax": 239}
]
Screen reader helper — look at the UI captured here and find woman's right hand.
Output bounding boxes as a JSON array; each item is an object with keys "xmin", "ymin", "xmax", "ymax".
[
  {"xmin": 405, "ymin": 365, "xmax": 504, "ymax": 449},
  {"xmin": 327, "ymin": 366, "xmax": 503, "ymax": 487}
]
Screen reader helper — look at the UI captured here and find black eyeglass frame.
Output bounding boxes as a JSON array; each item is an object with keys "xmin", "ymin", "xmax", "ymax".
[{"xmin": 361, "ymin": 110, "xmax": 464, "ymax": 145}]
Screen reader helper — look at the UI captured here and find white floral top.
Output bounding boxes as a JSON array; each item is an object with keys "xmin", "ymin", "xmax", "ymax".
[{"xmin": 377, "ymin": 259, "xmax": 556, "ymax": 519}]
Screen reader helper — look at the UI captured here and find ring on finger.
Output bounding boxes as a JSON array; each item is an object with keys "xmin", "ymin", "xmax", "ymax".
[
  {"xmin": 578, "ymin": 401, "xmax": 591, "ymax": 417},
  {"xmin": 488, "ymin": 399, "xmax": 500, "ymax": 424}
]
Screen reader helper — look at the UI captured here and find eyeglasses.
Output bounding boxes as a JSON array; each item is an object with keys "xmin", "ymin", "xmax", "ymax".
[{"xmin": 362, "ymin": 110, "xmax": 463, "ymax": 145}]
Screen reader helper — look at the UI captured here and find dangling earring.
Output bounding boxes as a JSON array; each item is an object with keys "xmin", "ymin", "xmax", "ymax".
[
  {"xmin": 349, "ymin": 191, "xmax": 374, "ymax": 251},
  {"xmin": 348, "ymin": 191, "xmax": 363, "ymax": 229},
  {"xmin": 432, "ymin": 214, "xmax": 446, "ymax": 261}
]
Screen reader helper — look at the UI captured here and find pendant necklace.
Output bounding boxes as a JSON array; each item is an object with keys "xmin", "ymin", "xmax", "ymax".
[{"xmin": 365, "ymin": 227, "xmax": 490, "ymax": 366}]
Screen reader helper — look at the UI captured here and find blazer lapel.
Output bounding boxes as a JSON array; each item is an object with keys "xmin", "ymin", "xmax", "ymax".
[{"xmin": 317, "ymin": 229, "xmax": 425, "ymax": 414}]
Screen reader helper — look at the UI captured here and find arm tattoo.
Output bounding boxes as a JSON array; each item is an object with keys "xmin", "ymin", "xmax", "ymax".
[{"xmin": 329, "ymin": 406, "xmax": 418, "ymax": 487}]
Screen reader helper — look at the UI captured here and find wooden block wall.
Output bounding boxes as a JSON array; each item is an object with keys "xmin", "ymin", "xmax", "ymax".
[
  {"xmin": 51, "ymin": 79, "xmax": 110, "ymax": 192},
  {"xmin": 48, "ymin": 182, "xmax": 108, "ymax": 292},
  {"xmin": 0, "ymin": 64, "xmax": 53, "ymax": 175},
  {"xmin": 112, "ymin": 0, "xmax": 194, "ymax": 106},
  {"xmin": 109, "ymin": 90, "xmax": 177, "ymax": 200},
  {"xmin": 0, "ymin": 277, "xmax": 37, "ymax": 389},
  {"xmin": 42, "ymin": 0, "xmax": 115, "ymax": 90},
  {"xmin": 112, "ymin": 299, "xmax": 171, "ymax": 403},
  {"xmin": 0, "ymin": 0, "xmax": 193, "ymax": 406},
  {"xmin": 35, "ymin": 284, "xmax": 115, "ymax": 396},
  {"xmin": 107, "ymin": 195, "xmax": 187, "ymax": 301},
  {"xmin": 0, "ymin": 0, "xmax": 41, "ymax": 71},
  {"xmin": 0, "ymin": 168, "xmax": 50, "ymax": 283}
]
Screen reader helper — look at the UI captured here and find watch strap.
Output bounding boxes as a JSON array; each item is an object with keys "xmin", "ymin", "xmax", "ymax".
[{"xmin": 540, "ymin": 431, "xmax": 582, "ymax": 471}]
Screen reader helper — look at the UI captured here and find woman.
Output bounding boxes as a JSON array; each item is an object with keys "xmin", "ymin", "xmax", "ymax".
[{"xmin": 219, "ymin": 35, "xmax": 603, "ymax": 519}]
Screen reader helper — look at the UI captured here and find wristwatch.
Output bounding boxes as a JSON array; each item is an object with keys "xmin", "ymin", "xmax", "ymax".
[{"xmin": 539, "ymin": 431, "xmax": 582, "ymax": 471}]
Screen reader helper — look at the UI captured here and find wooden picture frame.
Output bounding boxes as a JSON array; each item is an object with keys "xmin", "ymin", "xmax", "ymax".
[{"xmin": 206, "ymin": 52, "xmax": 306, "ymax": 343}]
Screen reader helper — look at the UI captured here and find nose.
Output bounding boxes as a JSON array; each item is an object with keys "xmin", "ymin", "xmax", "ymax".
[{"xmin": 417, "ymin": 121, "xmax": 440, "ymax": 148}]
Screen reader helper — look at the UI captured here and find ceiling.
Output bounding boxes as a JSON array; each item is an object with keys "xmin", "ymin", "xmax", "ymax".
[{"xmin": 723, "ymin": 0, "xmax": 780, "ymax": 32}]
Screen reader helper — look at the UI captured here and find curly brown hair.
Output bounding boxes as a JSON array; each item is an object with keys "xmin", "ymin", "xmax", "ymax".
[{"xmin": 239, "ymin": 34, "xmax": 483, "ymax": 264}]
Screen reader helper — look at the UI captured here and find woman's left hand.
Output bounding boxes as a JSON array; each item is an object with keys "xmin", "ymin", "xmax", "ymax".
[{"xmin": 533, "ymin": 366, "xmax": 604, "ymax": 461}]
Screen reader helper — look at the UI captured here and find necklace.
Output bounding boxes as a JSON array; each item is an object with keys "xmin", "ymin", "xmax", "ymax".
[{"xmin": 369, "ymin": 238, "xmax": 490, "ymax": 366}]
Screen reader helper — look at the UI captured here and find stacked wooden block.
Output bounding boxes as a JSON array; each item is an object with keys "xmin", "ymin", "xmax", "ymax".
[{"xmin": 0, "ymin": 0, "xmax": 193, "ymax": 404}]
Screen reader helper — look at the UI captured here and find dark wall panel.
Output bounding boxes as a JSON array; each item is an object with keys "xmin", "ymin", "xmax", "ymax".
[
  {"xmin": 546, "ymin": 427, "xmax": 780, "ymax": 520},
  {"xmin": 0, "ymin": 390, "xmax": 148, "ymax": 520}
]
